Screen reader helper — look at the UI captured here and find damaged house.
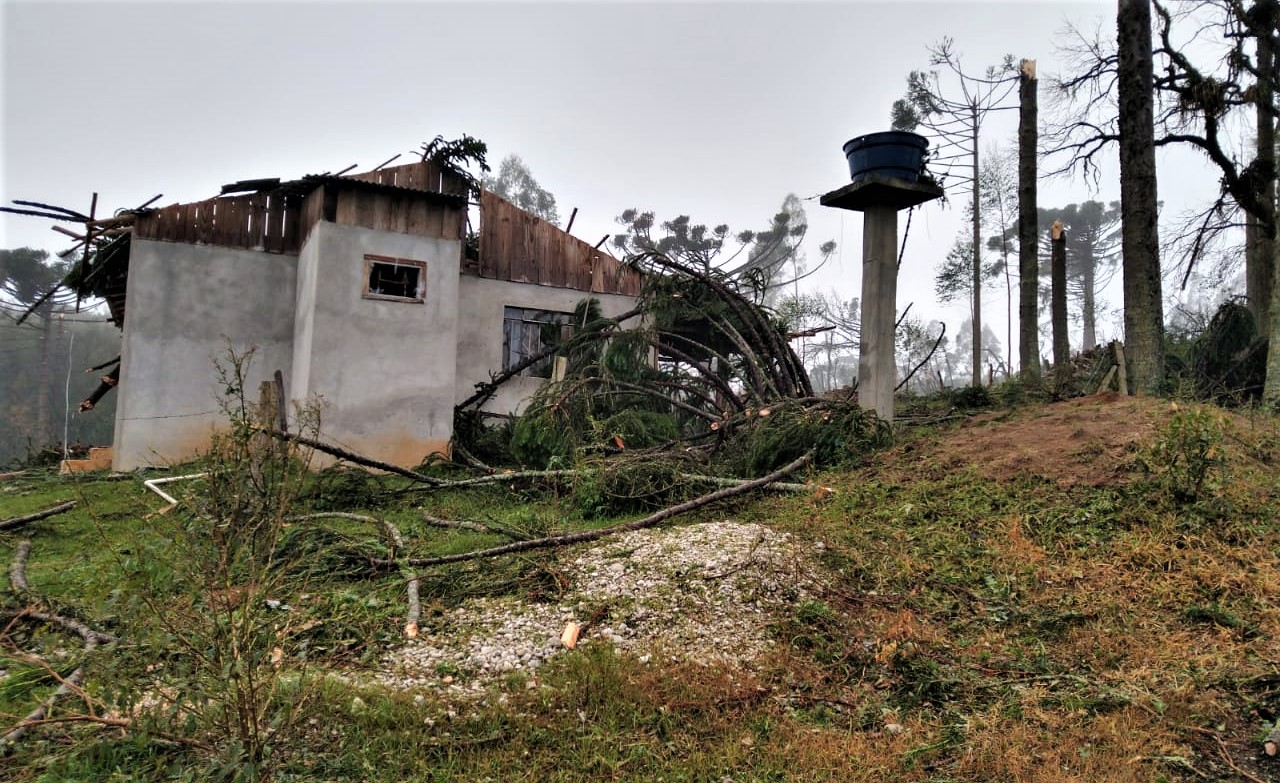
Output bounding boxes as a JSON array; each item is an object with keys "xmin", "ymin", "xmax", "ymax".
[{"xmin": 53, "ymin": 158, "xmax": 641, "ymax": 470}]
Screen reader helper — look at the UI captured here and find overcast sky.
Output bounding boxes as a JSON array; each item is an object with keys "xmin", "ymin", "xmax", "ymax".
[{"xmin": 1, "ymin": 1, "xmax": 1225, "ymax": 362}]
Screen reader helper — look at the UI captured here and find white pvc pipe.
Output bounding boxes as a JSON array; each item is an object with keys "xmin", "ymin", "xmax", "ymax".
[{"xmin": 143, "ymin": 473, "xmax": 207, "ymax": 506}]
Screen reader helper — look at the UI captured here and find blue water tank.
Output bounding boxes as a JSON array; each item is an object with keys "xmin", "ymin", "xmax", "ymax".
[{"xmin": 842, "ymin": 131, "xmax": 929, "ymax": 183}]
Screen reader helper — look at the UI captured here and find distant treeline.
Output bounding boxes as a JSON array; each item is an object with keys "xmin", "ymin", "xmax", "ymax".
[{"xmin": 0, "ymin": 315, "xmax": 120, "ymax": 466}]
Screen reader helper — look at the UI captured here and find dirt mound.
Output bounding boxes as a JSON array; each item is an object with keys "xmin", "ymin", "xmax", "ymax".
[{"xmin": 899, "ymin": 393, "xmax": 1168, "ymax": 487}]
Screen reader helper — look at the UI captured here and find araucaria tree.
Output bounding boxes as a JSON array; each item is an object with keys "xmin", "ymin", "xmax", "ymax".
[
  {"xmin": 611, "ymin": 195, "xmax": 835, "ymax": 303},
  {"xmin": 1038, "ymin": 201, "xmax": 1123, "ymax": 350},
  {"xmin": 892, "ymin": 38, "xmax": 1018, "ymax": 386}
]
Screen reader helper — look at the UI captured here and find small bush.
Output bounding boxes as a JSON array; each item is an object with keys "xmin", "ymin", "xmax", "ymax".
[
  {"xmin": 510, "ymin": 408, "xmax": 576, "ymax": 468},
  {"xmin": 572, "ymin": 453, "xmax": 699, "ymax": 518},
  {"xmin": 1140, "ymin": 405, "xmax": 1228, "ymax": 502},
  {"xmin": 949, "ymin": 385, "xmax": 993, "ymax": 410}
]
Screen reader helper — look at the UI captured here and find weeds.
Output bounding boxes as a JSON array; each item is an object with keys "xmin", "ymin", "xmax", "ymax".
[{"xmin": 114, "ymin": 350, "xmax": 322, "ymax": 780}]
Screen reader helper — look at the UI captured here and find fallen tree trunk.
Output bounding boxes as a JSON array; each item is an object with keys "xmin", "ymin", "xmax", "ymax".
[
  {"xmin": 0, "ymin": 500, "xmax": 77, "ymax": 532},
  {"xmin": 422, "ymin": 514, "xmax": 528, "ymax": 540},
  {"xmin": 377, "ymin": 452, "xmax": 813, "ymax": 569}
]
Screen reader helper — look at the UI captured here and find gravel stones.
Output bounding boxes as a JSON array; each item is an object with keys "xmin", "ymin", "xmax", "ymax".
[{"xmin": 379, "ymin": 521, "xmax": 816, "ymax": 694}]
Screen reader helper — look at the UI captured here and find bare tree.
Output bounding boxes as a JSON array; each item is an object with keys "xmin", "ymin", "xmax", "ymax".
[
  {"xmin": 981, "ymin": 144, "xmax": 1020, "ymax": 377},
  {"xmin": 1046, "ymin": 2, "xmax": 1277, "ymax": 396},
  {"xmin": 892, "ymin": 38, "xmax": 1018, "ymax": 386}
]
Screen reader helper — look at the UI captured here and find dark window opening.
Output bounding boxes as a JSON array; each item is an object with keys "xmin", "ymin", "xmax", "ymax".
[
  {"xmin": 363, "ymin": 255, "xmax": 426, "ymax": 302},
  {"xmin": 503, "ymin": 306, "xmax": 575, "ymax": 378}
]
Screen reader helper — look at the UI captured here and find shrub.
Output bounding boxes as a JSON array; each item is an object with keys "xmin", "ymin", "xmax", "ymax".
[
  {"xmin": 949, "ymin": 385, "xmax": 993, "ymax": 410},
  {"xmin": 1140, "ymin": 405, "xmax": 1228, "ymax": 502}
]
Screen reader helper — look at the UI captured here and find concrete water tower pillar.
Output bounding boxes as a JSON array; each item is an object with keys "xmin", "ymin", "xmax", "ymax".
[{"xmin": 821, "ymin": 132, "xmax": 943, "ymax": 423}]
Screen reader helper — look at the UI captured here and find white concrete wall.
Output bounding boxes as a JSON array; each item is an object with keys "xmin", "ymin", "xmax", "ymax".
[
  {"xmin": 113, "ymin": 239, "xmax": 297, "ymax": 469},
  {"xmin": 293, "ymin": 221, "xmax": 461, "ymax": 466},
  {"xmin": 455, "ymin": 275, "xmax": 638, "ymax": 416}
]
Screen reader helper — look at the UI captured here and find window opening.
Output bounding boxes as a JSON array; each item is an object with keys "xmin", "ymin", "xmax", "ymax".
[
  {"xmin": 363, "ymin": 255, "xmax": 426, "ymax": 302},
  {"xmin": 502, "ymin": 306, "xmax": 575, "ymax": 378}
]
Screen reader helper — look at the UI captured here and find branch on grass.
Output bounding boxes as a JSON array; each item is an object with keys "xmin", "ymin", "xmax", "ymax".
[
  {"xmin": 0, "ymin": 500, "xmax": 77, "ymax": 532},
  {"xmin": 2, "ymin": 545, "xmax": 117, "ymax": 749},
  {"xmin": 378, "ymin": 518, "xmax": 421, "ymax": 639},
  {"xmin": 1, "ymin": 713, "xmax": 209, "ymax": 750},
  {"xmin": 376, "ymin": 452, "xmax": 813, "ymax": 569},
  {"xmin": 289, "ymin": 512, "xmax": 421, "ymax": 637},
  {"xmin": 265, "ymin": 431, "xmax": 447, "ymax": 485},
  {"xmin": 422, "ymin": 514, "xmax": 529, "ymax": 540},
  {"xmin": 450, "ymin": 441, "xmax": 494, "ymax": 473},
  {"xmin": 408, "ymin": 469, "xmax": 579, "ymax": 491}
]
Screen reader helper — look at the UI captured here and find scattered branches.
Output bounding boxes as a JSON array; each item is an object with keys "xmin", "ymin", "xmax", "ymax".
[
  {"xmin": 377, "ymin": 453, "xmax": 813, "ymax": 569},
  {"xmin": 2, "ymin": 543, "xmax": 118, "ymax": 750}
]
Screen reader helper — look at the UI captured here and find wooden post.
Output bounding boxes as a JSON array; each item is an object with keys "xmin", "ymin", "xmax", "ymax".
[
  {"xmin": 272, "ymin": 369, "xmax": 288, "ymax": 433},
  {"xmin": 1113, "ymin": 341, "xmax": 1129, "ymax": 396},
  {"xmin": 1018, "ymin": 58, "xmax": 1041, "ymax": 381},
  {"xmin": 1096, "ymin": 365, "xmax": 1118, "ymax": 395}
]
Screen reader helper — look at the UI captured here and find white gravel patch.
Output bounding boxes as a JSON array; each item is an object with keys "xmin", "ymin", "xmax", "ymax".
[{"xmin": 376, "ymin": 521, "xmax": 821, "ymax": 694}]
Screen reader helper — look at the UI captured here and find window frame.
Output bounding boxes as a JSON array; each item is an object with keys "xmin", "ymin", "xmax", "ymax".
[
  {"xmin": 502, "ymin": 306, "xmax": 577, "ymax": 378},
  {"xmin": 362, "ymin": 254, "xmax": 427, "ymax": 304}
]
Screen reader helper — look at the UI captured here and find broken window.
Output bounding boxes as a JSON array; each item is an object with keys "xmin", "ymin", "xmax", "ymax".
[
  {"xmin": 503, "ymin": 307, "xmax": 575, "ymax": 378},
  {"xmin": 363, "ymin": 255, "xmax": 426, "ymax": 302}
]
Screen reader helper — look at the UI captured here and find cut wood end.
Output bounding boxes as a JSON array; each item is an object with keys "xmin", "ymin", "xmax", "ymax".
[
  {"xmin": 1051, "ymin": 220, "xmax": 1064, "ymax": 240},
  {"xmin": 404, "ymin": 621, "xmax": 419, "ymax": 639},
  {"xmin": 270, "ymin": 647, "xmax": 284, "ymax": 668},
  {"xmin": 1265, "ymin": 740, "xmax": 1277, "ymax": 756},
  {"xmin": 561, "ymin": 622, "xmax": 581, "ymax": 649}
]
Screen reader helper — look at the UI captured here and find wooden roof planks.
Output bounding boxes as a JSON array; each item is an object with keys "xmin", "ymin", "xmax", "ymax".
[{"xmin": 477, "ymin": 190, "xmax": 642, "ymax": 297}]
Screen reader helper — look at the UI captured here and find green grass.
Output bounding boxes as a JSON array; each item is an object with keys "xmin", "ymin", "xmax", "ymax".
[{"xmin": 3, "ymin": 399, "xmax": 1280, "ymax": 782}]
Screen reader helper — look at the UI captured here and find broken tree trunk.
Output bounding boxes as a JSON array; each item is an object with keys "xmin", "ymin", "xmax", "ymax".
[
  {"xmin": 9, "ymin": 540, "xmax": 31, "ymax": 593},
  {"xmin": 1113, "ymin": 341, "xmax": 1130, "ymax": 396},
  {"xmin": 1018, "ymin": 58, "xmax": 1042, "ymax": 382},
  {"xmin": 290, "ymin": 512, "xmax": 422, "ymax": 638},
  {"xmin": 1051, "ymin": 220, "xmax": 1069, "ymax": 373}
]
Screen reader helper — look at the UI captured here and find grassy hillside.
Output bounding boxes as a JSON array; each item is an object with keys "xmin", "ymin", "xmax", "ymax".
[{"xmin": 1, "ymin": 394, "xmax": 1278, "ymax": 782}]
